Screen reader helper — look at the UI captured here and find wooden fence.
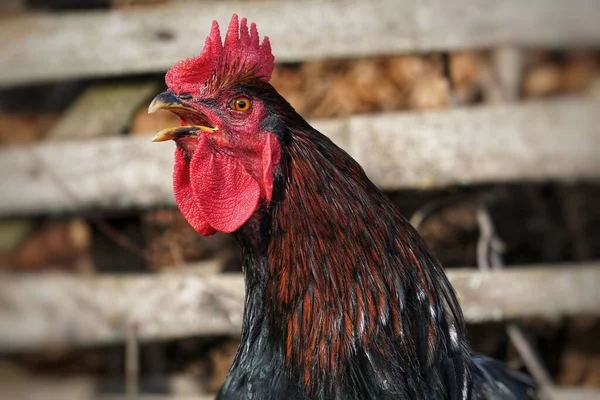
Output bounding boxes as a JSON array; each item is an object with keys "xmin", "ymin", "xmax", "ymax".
[{"xmin": 0, "ymin": 0, "xmax": 599, "ymax": 399}]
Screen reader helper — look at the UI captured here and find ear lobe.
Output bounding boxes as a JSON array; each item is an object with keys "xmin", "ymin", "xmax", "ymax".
[
  {"xmin": 190, "ymin": 136, "xmax": 260, "ymax": 233},
  {"xmin": 261, "ymin": 134, "xmax": 280, "ymax": 203}
]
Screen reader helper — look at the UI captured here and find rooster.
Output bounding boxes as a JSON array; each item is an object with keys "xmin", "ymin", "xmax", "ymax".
[{"xmin": 149, "ymin": 15, "xmax": 537, "ymax": 400}]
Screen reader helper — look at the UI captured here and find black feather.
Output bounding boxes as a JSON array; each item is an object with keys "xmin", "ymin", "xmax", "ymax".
[{"xmin": 214, "ymin": 82, "xmax": 538, "ymax": 400}]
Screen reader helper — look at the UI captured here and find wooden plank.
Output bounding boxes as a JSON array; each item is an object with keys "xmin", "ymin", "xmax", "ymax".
[
  {"xmin": 452, "ymin": 265, "xmax": 600, "ymax": 323},
  {"xmin": 343, "ymin": 98, "xmax": 600, "ymax": 190},
  {"xmin": 0, "ymin": 263, "xmax": 598, "ymax": 351},
  {"xmin": 0, "ymin": 377, "xmax": 95, "ymax": 400},
  {"xmin": 550, "ymin": 389, "xmax": 600, "ymax": 400},
  {"xmin": 46, "ymin": 81, "xmax": 158, "ymax": 141},
  {"xmin": 0, "ymin": 98, "xmax": 598, "ymax": 216},
  {"xmin": 1, "ymin": 0, "xmax": 599, "ymax": 86}
]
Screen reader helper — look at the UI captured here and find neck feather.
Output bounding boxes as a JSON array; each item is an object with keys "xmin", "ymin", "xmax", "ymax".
[{"xmin": 234, "ymin": 124, "xmax": 469, "ymax": 395}]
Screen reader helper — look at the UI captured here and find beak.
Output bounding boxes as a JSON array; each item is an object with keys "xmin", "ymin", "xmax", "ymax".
[
  {"xmin": 148, "ymin": 91, "xmax": 196, "ymax": 114},
  {"xmin": 148, "ymin": 91, "xmax": 217, "ymax": 142}
]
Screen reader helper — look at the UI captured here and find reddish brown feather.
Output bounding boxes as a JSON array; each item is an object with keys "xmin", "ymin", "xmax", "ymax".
[{"xmin": 265, "ymin": 131, "xmax": 453, "ymax": 383}]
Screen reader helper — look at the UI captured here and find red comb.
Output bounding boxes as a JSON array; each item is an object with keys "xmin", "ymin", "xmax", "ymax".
[{"xmin": 166, "ymin": 14, "xmax": 274, "ymax": 94}]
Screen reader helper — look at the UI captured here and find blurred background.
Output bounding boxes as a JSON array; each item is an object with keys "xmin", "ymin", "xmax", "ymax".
[{"xmin": 0, "ymin": 0, "xmax": 599, "ymax": 399}]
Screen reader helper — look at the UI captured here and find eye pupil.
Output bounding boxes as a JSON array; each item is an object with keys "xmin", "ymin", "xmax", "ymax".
[{"xmin": 237, "ymin": 100, "xmax": 246, "ymax": 108}]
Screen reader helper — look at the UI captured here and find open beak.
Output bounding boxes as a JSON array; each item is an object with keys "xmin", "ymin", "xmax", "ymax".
[{"xmin": 148, "ymin": 92, "xmax": 217, "ymax": 142}]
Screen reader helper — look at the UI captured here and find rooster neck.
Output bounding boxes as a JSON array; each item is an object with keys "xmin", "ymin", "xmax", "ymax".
[{"xmin": 226, "ymin": 126, "xmax": 472, "ymax": 398}]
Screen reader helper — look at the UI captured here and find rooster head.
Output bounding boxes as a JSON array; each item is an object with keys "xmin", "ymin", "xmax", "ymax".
[{"xmin": 149, "ymin": 15, "xmax": 281, "ymax": 236}]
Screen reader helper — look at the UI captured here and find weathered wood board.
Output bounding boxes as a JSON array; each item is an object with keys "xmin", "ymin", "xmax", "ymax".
[
  {"xmin": 1, "ymin": 0, "xmax": 599, "ymax": 86},
  {"xmin": 0, "ymin": 263, "xmax": 598, "ymax": 351},
  {"xmin": 0, "ymin": 98, "xmax": 598, "ymax": 216}
]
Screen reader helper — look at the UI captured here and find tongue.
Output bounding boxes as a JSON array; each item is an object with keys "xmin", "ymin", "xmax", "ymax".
[{"xmin": 189, "ymin": 136, "xmax": 260, "ymax": 233}]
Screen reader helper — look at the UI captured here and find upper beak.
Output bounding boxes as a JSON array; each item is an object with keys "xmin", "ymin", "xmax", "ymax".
[
  {"xmin": 148, "ymin": 92, "xmax": 217, "ymax": 142},
  {"xmin": 148, "ymin": 91, "xmax": 196, "ymax": 115}
]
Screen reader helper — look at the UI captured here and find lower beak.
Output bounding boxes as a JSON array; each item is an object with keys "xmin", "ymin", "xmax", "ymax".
[
  {"xmin": 148, "ymin": 91, "xmax": 217, "ymax": 142},
  {"xmin": 151, "ymin": 125, "xmax": 212, "ymax": 142}
]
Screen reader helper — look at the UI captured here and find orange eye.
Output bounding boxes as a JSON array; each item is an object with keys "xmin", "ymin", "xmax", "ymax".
[{"xmin": 230, "ymin": 96, "xmax": 252, "ymax": 112}]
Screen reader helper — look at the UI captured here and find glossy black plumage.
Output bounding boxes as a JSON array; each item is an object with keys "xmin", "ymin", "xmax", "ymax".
[{"xmin": 216, "ymin": 83, "xmax": 537, "ymax": 400}]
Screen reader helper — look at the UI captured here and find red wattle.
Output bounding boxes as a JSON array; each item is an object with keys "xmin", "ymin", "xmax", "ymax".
[
  {"xmin": 173, "ymin": 149, "xmax": 216, "ymax": 236},
  {"xmin": 190, "ymin": 136, "xmax": 260, "ymax": 233}
]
